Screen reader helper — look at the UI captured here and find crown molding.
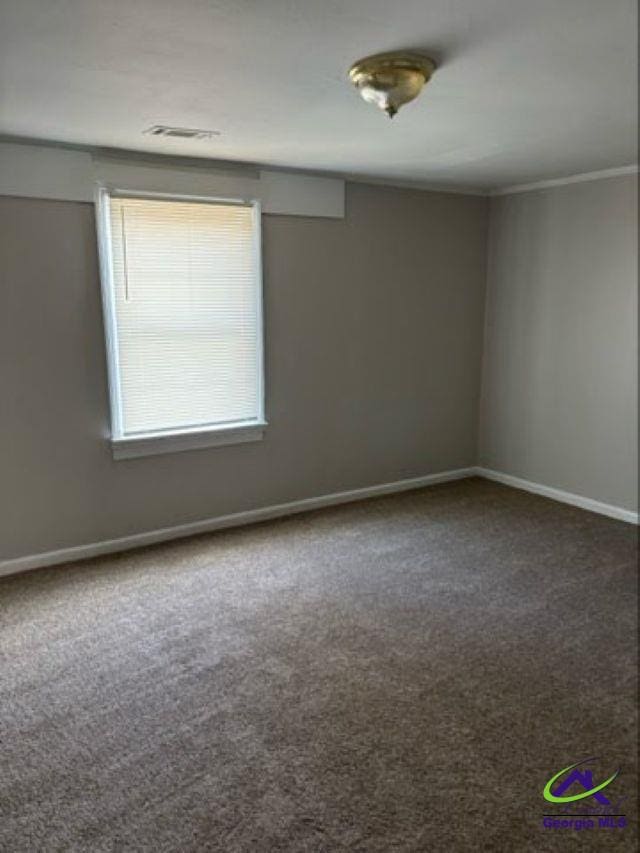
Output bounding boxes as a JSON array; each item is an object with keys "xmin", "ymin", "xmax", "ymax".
[{"xmin": 490, "ymin": 164, "xmax": 638, "ymax": 197}]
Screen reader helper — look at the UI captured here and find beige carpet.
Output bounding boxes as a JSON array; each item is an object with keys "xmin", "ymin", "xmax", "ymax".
[{"xmin": 0, "ymin": 478, "xmax": 637, "ymax": 851}]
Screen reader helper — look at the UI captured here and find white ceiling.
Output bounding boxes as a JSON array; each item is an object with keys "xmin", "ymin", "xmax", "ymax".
[{"xmin": 0, "ymin": 0, "xmax": 637, "ymax": 192}]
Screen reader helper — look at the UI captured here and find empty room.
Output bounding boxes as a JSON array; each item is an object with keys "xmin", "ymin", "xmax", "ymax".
[{"xmin": 0, "ymin": 0, "xmax": 637, "ymax": 850}]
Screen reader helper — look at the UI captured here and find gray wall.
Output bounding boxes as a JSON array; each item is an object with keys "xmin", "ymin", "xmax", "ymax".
[
  {"xmin": 0, "ymin": 183, "xmax": 488, "ymax": 560},
  {"xmin": 479, "ymin": 174, "xmax": 638, "ymax": 511}
]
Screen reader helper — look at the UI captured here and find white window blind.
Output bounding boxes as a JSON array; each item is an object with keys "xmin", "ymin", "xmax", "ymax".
[{"xmin": 99, "ymin": 192, "xmax": 264, "ymax": 451}]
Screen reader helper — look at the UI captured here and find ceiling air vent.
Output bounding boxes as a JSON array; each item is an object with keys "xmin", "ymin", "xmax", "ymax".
[{"xmin": 144, "ymin": 125, "xmax": 220, "ymax": 140}]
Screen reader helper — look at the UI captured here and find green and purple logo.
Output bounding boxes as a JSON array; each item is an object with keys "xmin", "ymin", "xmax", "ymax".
[
  {"xmin": 543, "ymin": 757, "xmax": 620, "ymax": 805},
  {"xmin": 541, "ymin": 758, "xmax": 627, "ymax": 832}
]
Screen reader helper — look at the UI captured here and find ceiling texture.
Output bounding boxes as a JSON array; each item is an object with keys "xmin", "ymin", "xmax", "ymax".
[{"xmin": 0, "ymin": 0, "xmax": 637, "ymax": 192}]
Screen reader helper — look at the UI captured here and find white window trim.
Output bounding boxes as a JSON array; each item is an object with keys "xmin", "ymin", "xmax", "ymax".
[
  {"xmin": 111, "ymin": 421, "xmax": 268, "ymax": 460},
  {"xmin": 95, "ymin": 186, "xmax": 267, "ymax": 460}
]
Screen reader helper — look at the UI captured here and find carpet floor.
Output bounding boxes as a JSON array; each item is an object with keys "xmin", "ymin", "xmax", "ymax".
[{"xmin": 0, "ymin": 478, "xmax": 637, "ymax": 852}]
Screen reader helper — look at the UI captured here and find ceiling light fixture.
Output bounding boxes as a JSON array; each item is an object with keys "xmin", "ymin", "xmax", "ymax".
[{"xmin": 348, "ymin": 51, "xmax": 436, "ymax": 118}]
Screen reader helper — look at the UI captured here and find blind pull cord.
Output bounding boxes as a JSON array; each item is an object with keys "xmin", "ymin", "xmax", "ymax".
[{"xmin": 120, "ymin": 207, "xmax": 131, "ymax": 302}]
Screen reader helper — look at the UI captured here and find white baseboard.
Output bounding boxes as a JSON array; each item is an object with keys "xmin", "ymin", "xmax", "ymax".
[
  {"xmin": 0, "ymin": 467, "xmax": 475, "ymax": 579},
  {"xmin": 3, "ymin": 465, "xmax": 635, "ymax": 580},
  {"xmin": 475, "ymin": 467, "xmax": 639, "ymax": 525}
]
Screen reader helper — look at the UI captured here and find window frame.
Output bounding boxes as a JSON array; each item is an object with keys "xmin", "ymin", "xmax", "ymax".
[{"xmin": 95, "ymin": 186, "xmax": 266, "ymax": 460}]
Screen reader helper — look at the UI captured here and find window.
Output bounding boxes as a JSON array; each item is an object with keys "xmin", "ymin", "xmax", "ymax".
[{"xmin": 97, "ymin": 190, "xmax": 265, "ymax": 459}]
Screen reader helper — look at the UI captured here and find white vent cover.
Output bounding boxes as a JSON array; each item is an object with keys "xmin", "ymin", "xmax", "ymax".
[{"xmin": 143, "ymin": 125, "xmax": 220, "ymax": 140}]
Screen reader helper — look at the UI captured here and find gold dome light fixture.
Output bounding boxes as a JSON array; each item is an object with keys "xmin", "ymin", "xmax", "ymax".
[{"xmin": 348, "ymin": 51, "xmax": 436, "ymax": 118}]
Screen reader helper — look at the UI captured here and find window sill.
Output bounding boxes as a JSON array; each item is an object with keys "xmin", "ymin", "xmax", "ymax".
[{"xmin": 111, "ymin": 421, "xmax": 267, "ymax": 460}]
